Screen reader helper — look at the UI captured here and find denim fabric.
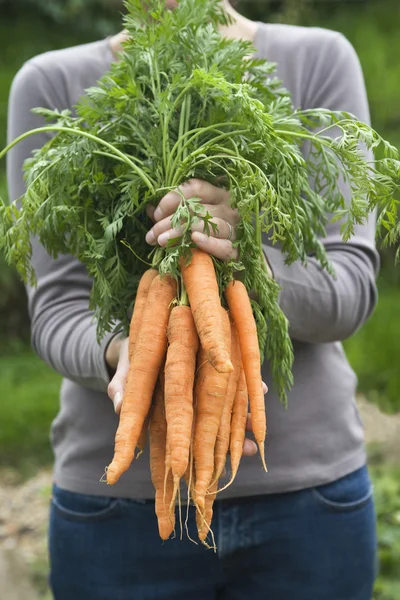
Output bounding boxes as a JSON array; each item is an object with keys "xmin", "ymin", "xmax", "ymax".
[{"xmin": 49, "ymin": 465, "xmax": 377, "ymax": 600}]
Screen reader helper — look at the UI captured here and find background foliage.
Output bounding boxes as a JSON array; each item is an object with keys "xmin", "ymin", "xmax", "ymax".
[{"xmin": 0, "ymin": 1, "xmax": 399, "ymax": 597}]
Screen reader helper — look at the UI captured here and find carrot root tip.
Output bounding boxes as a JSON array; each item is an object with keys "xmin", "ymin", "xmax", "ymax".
[{"xmin": 259, "ymin": 447, "xmax": 268, "ymax": 472}]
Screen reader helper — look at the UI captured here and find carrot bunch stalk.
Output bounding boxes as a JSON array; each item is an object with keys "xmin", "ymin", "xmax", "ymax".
[{"xmin": 105, "ymin": 250, "xmax": 267, "ymax": 546}]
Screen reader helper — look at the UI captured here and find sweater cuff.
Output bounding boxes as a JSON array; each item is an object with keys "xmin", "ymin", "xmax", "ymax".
[
  {"xmin": 98, "ymin": 330, "xmax": 123, "ymax": 390},
  {"xmin": 262, "ymin": 245, "xmax": 282, "ymax": 281}
]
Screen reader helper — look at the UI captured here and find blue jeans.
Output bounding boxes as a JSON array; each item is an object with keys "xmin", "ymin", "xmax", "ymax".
[{"xmin": 49, "ymin": 466, "xmax": 377, "ymax": 600}]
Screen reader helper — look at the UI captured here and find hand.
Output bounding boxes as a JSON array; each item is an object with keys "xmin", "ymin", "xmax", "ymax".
[
  {"xmin": 145, "ymin": 179, "xmax": 239, "ymax": 262},
  {"xmin": 106, "ymin": 337, "xmax": 267, "ymax": 458}
]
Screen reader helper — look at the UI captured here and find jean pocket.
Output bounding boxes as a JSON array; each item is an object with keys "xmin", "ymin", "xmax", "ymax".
[
  {"xmin": 310, "ymin": 466, "xmax": 374, "ymax": 512},
  {"xmin": 51, "ymin": 485, "xmax": 122, "ymax": 523}
]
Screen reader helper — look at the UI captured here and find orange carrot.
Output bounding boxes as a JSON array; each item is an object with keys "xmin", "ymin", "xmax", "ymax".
[
  {"xmin": 229, "ymin": 365, "xmax": 249, "ymax": 481},
  {"xmin": 225, "ymin": 280, "xmax": 267, "ymax": 471},
  {"xmin": 196, "ymin": 479, "xmax": 217, "ymax": 544},
  {"xmin": 192, "ymin": 308, "xmax": 231, "ymax": 512},
  {"xmin": 136, "ymin": 413, "xmax": 150, "ymax": 459},
  {"xmin": 164, "ymin": 306, "xmax": 199, "ymax": 491},
  {"xmin": 149, "ymin": 378, "xmax": 175, "ymax": 540},
  {"xmin": 106, "ymin": 274, "xmax": 177, "ymax": 485},
  {"xmin": 213, "ymin": 322, "xmax": 241, "ymax": 483},
  {"xmin": 129, "ymin": 269, "xmax": 158, "ymax": 456},
  {"xmin": 129, "ymin": 268, "xmax": 158, "ymax": 361},
  {"xmin": 181, "ymin": 249, "xmax": 233, "ymax": 373}
]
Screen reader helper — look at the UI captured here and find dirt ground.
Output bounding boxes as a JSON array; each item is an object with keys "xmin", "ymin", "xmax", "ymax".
[{"xmin": 0, "ymin": 397, "xmax": 399, "ymax": 599}]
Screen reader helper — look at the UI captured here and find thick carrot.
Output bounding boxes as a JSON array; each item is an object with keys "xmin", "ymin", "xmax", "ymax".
[
  {"xmin": 225, "ymin": 280, "xmax": 267, "ymax": 471},
  {"xmin": 181, "ymin": 249, "xmax": 233, "ymax": 373},
  {"xmin": 229, "ymin": 365, "xmax": 248, "ymax": 481},
  {"xmin": 192, "ymin": 308, "xmax": 231, "ymax": 512},
  {"xmin": 106, "ymin": 274, "xmax": 176, "ymax": 485},
  {"xmin": 129, "ymin": 269, "xmax": 158, "ymax": 456},
  {"xmin": 129, "ymin": 268, "xmax": 158, "ymax": 361},
  {"xmin": 149, "ymin": 379, "xmax": 175, "ymax": 540},
  {"xmin": 164, "ymin": 306, "xmax": 199, "ymax": 488},
  {"xmin": 213, "ymin": 322, "xmax": 241, "ymax": 483}
]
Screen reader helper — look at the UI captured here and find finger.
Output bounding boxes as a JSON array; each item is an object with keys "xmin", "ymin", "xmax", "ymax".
[
  {"xmin": 191, "ymin": 231, "xmax": 238, "ymax": 262},
  {"xmin": 180, "ymin": 179, "xmax": 230, "ymax": 206},
  {"xmin": 146, "ymin": 203, "xmax": 237, "ymax": 246},
  {"xmin": 146, "ymin": 204, "xmax": 156, "ymax": 223},
  {"xmin": 154, "ymin": 217, "xmax": 237, "ymax": 248},
  {"xmin": 242, "ymin": 438, "xmax": 258, "ymax": 457},
  {"xmin": 145, "ymin": 215, "xmax": 174, "ymax": 246},
  {"xmin": 107, "ymin": 339, "xmax": 129, "ymax": 414},
  {"xmin": 190, "ymin": 217, "xmax": 236, "ymax": 241},
  {"xmin": 263, "ymin": 381, "xmax": 268, "ymax": 394},
  {"xmin": 154, "ymin": 179, "xmax": 229, "ymax": 222}
]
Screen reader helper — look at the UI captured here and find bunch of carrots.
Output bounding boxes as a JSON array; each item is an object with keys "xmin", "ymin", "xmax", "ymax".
[{"xmin": 106, "ymin": 248, "xmax": 266, "ymax": 545}]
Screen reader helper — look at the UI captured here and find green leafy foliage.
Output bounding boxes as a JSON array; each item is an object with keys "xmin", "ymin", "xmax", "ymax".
[
  {"xmin": 0, "ymin": 0, "xmax": 399, "ymax": 404},
  {"xmin": 0, "ymin": 350, "xmax": 60, "ymax": 476}
]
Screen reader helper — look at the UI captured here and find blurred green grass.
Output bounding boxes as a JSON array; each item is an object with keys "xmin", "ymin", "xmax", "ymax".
[
  {"xmin": 0, "ymin": 351, "xmax": 60, "ymax": 475},
  {"xmin": 344, "ymin": 285, "xmax": 400, "ymax": 414},
  {"xmin": 0, "ymin": 14, "xmax": 98, "ymax": 156},
  {"xmin": 315, "ymin": 1, "xmax": 400, "ymax": 149}
]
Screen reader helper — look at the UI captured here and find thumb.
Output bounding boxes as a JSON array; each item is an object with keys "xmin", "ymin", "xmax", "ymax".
[{"xmin": 107, "ymin": 338, "xmax": 129, "ymax": 414}]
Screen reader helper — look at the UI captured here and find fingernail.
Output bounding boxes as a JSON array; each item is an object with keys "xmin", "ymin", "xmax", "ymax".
[
  {"xmin": 145, "ymin": 230, "xmax": 156, "ymax": 245},
  {"xmin": 113, "ymin": 391, "xmax": 122, "ymax": 414},
  {"xmin": 153, "ymin": 207, "xmax": 162, "ymax": 221},
  {"xmin": 157, "ymin": 231, "xmax": 169, "ymax": 246}
]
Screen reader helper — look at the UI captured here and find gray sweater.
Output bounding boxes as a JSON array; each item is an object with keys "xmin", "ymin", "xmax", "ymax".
[{"xmin": 7, "ymin": 23, "xmax": 379, "ymax": 499}]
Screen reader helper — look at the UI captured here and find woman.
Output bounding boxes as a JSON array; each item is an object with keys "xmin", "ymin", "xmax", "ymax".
[{"xmin": 7, "ymin": 1, "xmax": 378, "ymax": 598}]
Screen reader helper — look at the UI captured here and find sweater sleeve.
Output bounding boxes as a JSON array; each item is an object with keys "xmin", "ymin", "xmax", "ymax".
[
  {"xmin": 264, "ymin": 32, "xmax": 380, "ymax": 344},
  {"xmin": 7, "ymin": 61, "xmax": 117, "ymax": 392}
]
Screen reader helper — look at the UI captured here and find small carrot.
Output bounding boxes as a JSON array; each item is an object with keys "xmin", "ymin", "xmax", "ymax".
[
  {"xmin": 213, "ymin": 321, "xmax": 241, "ymax": 483},
  {"xmin": 129, "ymin": 268, "xmax": 158, "ymax": 361},
  {"xmin": 229, "ymin": 365, "xmax": 249, "ymax": 482},
  {"xmin": 164, "ymin": 306, "xmax": 199, "ymax": 493},
  {"xmin": 149, "ymin": 378, "xmax": 175, "ymax": 540},
  {"xmin": 192, "ymin": 308, "xmax": 231, "ymax": 512},
  {"xmin": 225, "ymin": 280, "xmax": 267, "ymax": 471},
  {"xmin": 106, "ymin": 274, "xmax": 177, "ymax": 485},
  {"xmin": 136, "ymin": 413, "xmax": 150, "ymax": 459},
  {"xmin": 196, "ymin": 479, "xmax": 217, "ymax": 545},
  {"xmin": 181, "ymin": 249, "xmax": 233, "ymax": 374}
]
